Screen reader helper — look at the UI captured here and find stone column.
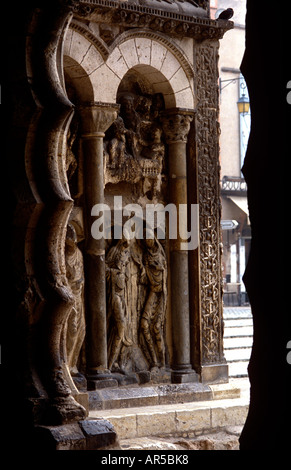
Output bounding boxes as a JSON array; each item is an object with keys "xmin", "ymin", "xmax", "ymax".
[
  {"xmin": 79, "ymin": 102, "xmax": 119, "ymax": 376},
  {"xmin": 162, "ymin": 109, "xmax": 198, "ymax": 383}
]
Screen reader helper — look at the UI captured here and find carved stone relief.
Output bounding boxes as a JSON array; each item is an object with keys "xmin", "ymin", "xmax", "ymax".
[
  {"xmin": 104, "ymin": 87, "xmax": 166, "ymax": 200},
  {"xmin": 195, "ymin": 42, "xmax": 224, "ymax": 365},
  {"xmin": 65, "ymin": 223, "xmax": 86, "ymax": 381},
  {"xmin": 105, "ymin": 232, "xmax": 168, "ymax": 380}
]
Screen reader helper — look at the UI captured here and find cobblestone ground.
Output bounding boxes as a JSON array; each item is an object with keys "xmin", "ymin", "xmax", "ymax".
[{"xmin": 120, "ymin": 426, "xmax": 243, "ymax": 451}]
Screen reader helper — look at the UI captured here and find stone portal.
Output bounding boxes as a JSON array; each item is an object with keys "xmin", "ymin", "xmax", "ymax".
[{"xmin": 11, "ymin": 0, "xmax": 233, "ymax": 436}]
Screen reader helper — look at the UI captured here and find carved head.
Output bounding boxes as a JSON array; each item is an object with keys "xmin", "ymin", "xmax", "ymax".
[{"xmin": 118, "ymin": 94, "xmax": 135, "ymax": 115}]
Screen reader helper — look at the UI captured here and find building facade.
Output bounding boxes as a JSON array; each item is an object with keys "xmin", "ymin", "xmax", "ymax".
[{"xmin": 214, "ymin": 0, "xmax": 251, "ymax": 305}]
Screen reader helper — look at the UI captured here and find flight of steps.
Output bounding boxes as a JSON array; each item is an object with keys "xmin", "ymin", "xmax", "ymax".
[{"xmin": 223, "ymin": 307, "xmax": 253, "ymax": 378}]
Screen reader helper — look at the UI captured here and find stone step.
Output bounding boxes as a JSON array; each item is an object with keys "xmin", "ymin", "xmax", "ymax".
[
  {"xmin": 88, "ymin": 381, "xmax": 240, "ymax": 411},
  {"xmin": 224, "ymin": 347, "xmax": 252, "ymax": 362},
  {"xmin": 228, "ymin": 361, "xmax": 249, "ymax": 377},
  {"xmin": 224, "ymin": 318, "xmax": 253, "ymax": 328},
  {"xmin": 89, "ymin": 393, "xmax": 249, "ymax": 440},
  {"xmin": 224, "ymin": 326, "xmax": 253, "ymax": 337},
  {"xmin": 224, "ymin": 336, "xmax": 253, "ymax": 349}
]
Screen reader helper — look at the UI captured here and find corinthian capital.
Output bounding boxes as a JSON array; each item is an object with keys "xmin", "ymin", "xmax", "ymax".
[{"xmin": 162, "ymin": 109, "xmax": 194, "ymax": 144}]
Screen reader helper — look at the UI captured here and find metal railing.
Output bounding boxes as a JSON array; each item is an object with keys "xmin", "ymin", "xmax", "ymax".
[{"xmin": 221, "ymin": 176, "xmax": 247, "ymax": 194}]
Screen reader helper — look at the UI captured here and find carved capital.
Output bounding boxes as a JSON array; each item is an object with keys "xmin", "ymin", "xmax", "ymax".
[
  {"xmin": 79, "ymin": 102, "xmax": 120, "ymax": 137},
  {"xmin": 162, "ymin": 109, "xmax": 194, "ymax": 144}
]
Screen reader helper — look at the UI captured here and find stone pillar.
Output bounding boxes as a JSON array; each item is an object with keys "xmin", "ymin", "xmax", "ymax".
[
  {"xmin": 162, "ymin": 109, "xmax": 198, "ymax": 383},
  {"xmin": 191, "ymin": 42, "xmax": 228, "ymax": 384},
  {"xmin": 79, "ymin": 102, "xmax": 119, "ymax": 376}
]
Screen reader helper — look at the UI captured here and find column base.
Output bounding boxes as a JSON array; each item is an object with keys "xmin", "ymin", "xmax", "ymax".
[
  {"xmin": 171, "ymin": 366, "xmax": 199, "ymax": 384},
  {"xmin": 200, "ymin": 363, "xmax": 229, "ymax": 384}
]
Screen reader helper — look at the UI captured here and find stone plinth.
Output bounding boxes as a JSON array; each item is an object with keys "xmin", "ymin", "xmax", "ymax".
[
  {"xmin": 33, "ymin": 419, "xmax": 120, "ymax": 450},
  {"xmin": 88, "ymin": 381, "xmax": 240, "ymax": 411}
]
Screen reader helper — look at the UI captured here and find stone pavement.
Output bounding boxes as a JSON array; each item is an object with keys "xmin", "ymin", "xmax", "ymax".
[{"xmin": 89, "ymin": 378, "xmax": 250, "ymax": 450}]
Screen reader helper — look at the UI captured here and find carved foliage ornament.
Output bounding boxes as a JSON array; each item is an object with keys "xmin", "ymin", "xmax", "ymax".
[
  {"xmin": 67, "ymin": 0, "xmax": 232, "ymax": 40},
  {"xmin": 195, "ymin": 43, "xmax": 223, "ymax": 364}
]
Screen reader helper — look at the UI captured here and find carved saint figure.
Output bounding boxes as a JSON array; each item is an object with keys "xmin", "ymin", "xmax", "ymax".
[
  {"xmin": 118, "ymin": 93, "xmax": 141, "ymax": 159},
  {"xmin": 107, "ymin": 116, "xmax": 127, "ymax": 168},
  {"xmin": 106, "ymin": 236, "xmax": 133, "ymax": 371},
  {"xmin": 65, "ymin": 224, "xmax": 86, "ymax": 378},
  {"xmin": 140, "ymin": 232, "xmax": 167, "ymax": 369}
]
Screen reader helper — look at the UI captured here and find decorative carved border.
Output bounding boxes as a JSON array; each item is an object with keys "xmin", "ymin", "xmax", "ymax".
[
  {"xmin": 195, "ymin": 42, "xmax": 224, "ymax": 365},
  {"xmin": 70, "ymin": 19, "xmax": 110, "ymax": 60},
  {"xmin": 70, "ymin": 0, "xmax": 233, "ymax": 40}
]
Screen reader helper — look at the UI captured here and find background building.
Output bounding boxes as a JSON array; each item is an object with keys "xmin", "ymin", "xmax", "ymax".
[{"xmin": 214, "ymin": 0, "xmax": 251, "ymax": 305}]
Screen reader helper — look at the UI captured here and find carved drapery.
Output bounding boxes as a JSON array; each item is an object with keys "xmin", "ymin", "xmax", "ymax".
[{"xmin": 105, "ymin": 234, "xmax": 168, "ymax": 379}]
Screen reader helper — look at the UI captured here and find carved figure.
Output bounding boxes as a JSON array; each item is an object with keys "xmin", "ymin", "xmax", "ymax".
[
  {"xmin": 104, "ymin": 91, "xmax": 165, "ymax": 197},
  {"xmin": 66, "ymin": 126, "xmax": 78, "ymax": 181},
  {"xmin": 118, "ymin": 93, "xmax": 141, "ymax": 159},
  {"xmin": 106, "ymin": 236, "xmax": 133, "ymax": 371},
  {"xmin": 140, "ymin": 232, "xmax": 167, "ymax": 369},
  {"xmin": 107, "ymin": 116, "xmax": 127, "ymax": 168},
  {"xmin": 65, "ymin": 224, "xmax": 86, "ymax": 378}
]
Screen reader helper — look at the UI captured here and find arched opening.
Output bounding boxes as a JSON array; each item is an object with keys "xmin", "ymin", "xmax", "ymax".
[
  {"xmin": 61, "ymin": 30, "xmax": 196, "ymax": 385},
  {"xmin": 63, "ymin": 56, "xmax": 94, "ymax": 104},
  {"xmin": 119, "ymin": 65, "xmax": 176, "ymax": 109}
]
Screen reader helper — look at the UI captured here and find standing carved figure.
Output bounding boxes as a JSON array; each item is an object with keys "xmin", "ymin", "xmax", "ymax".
[
  {"xmin": 118, "ymin": 93, "xmax": 141, "ymax": 159},
  {"xmin": 65, "ymin": 224, "xmax": 86, "ymax": 378},
  {"xmin": 140, "ymin": 233, "xmax": 167, "ymax": 369},
  {"xmin": 106, "ymin": 236, "xmax": 133, "ymax": 371},
  {"xmin": 107, "ymin": 116, "xmax": 127, "ymax": 168}
]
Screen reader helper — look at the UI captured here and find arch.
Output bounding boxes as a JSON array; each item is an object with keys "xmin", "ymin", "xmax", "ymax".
[
  {"xmin": 63, "ymin": 26, "xmax": 195, "ymax": 109},
  {"xmin": 64, "ymin": 56, "xmax": 94, "ymax": 102}
]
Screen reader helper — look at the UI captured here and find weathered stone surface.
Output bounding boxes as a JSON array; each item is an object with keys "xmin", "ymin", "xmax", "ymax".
[
  {"xmin": 79, "ymin": 419, "xmax": 120, "ymax": 450},
  {"xmin": 119, "ymin": 428, "xmax": 242, "ymax": 450},
  {"xmin": 33, "ymin": 418, "xmax": 120, "ymax": 450},
  {"xmin": 91, "ymin": 395, "xmax": 249, "ymax": 440},
  {"xmin": 87, "ymin": 378, "xmax": 119, "ymax": 390},
  {"xmin": 88, "ymin": 382, "xmax": 226, "ymax": 410},
  {"xmin": 103, "ymin": 413, "xmax": 137, "ymax": 440},
  {"xmin": 34, "ymin": 423, "xmax": 86, "ymax": 451},
  {"xmin": 137, "ymin": 410, "xmax": 176, "ymax": 437},
  {"xmin": 176, "ymin": 408, "xmax": 211, "ymax": 434},
  {"xmin": 211, "ymin": 405, "xmax": 248, "ymax": 428}
]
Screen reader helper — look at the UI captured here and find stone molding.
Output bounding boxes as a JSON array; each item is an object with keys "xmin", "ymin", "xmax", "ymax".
[{"xmin": 68, "ymin": 0, "xmax": 233, "ymax": 40}]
